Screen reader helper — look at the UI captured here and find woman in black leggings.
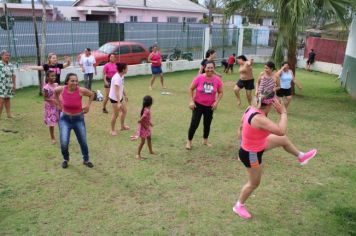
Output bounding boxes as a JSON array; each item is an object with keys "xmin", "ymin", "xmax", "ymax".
[{"xmin": 186, "ymin": 61, "xmax": 223, "ymax": 150}]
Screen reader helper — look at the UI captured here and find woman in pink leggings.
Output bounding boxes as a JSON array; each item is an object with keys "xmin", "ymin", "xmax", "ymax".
[{"xmin": 233, "ymin": 93, "xmax": 317, "ymax": 219}]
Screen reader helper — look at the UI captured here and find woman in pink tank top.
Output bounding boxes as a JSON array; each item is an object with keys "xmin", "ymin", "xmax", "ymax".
[
  {"xmin": 148, "ymin": 45, "xmax": 165, "ymax": 90},
  {"xmin": 54, "ymin": 73, "xmax": 94, "ymax": 169},
  {"xmin": 232, "ymin": 92, "xmax": 318, "ymax": 220}
]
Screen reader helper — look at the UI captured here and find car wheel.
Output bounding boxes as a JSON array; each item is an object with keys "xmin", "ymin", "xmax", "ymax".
[{"xmin": 141, "ymin": 59, "xmax": 147, "ymax": 64}]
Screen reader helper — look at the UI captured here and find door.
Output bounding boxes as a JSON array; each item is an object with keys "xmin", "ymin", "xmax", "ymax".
[
  {"xmin": 114, "ymin": 45, "xmax": 131, "ymax": 64},
  {"xmin": 131, "ymin": 44, "xmax": 148, "ymax": 64}
]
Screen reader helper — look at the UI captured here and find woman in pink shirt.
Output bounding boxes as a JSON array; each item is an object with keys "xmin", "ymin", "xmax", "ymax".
[
  {"xmin": 186, "ymin": 61, "xmax": 223, "ymax": 150},
  {"xmin": 148, "ymin": 45, "xmax": 165, "ymax": 90},
  {"xmin": 233, "ymin": 93, "xmax": 317, "ymax": 219},
  {"xmin": 102, "ymin": 53, "xmax": 117, "ymax": 113},
  {"xmin": 54, "ymin": 73, "xmax": 94, "ymax": 169}
]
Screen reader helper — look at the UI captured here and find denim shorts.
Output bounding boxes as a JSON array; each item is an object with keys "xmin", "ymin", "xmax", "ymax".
[{"xmin": 151, "ymin": 66, "xmax": 162, "ymax": 75}]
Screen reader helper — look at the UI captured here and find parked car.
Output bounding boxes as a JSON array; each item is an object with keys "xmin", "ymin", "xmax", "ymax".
[{"xmin": 77, "ymin": 41, "xmax": 150, "ymax": 66}]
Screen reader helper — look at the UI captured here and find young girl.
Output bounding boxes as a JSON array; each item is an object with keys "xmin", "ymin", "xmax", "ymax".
[
  {"xmin": 255, "ymin": 61, "xmax": 280, "ymax": 104},
  {"xmin": 136, "ymin": 95, "xmax": 155, "ymax": 159},
  {"xmin": 43, "ymin": 70, "xmax": 60, "ymax": 144}
]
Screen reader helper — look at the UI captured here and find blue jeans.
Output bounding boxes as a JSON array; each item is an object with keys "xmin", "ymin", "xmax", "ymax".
[{"xmin": 59, "ymin": 112, "xmax": 89, "ymax": 162}]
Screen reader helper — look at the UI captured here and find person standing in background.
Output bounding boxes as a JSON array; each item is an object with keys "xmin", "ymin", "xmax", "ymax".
[
  {"xmin": 28, "ymin": 53, "xmax": 71, "ymax": 85},
  {"xmin": 79, "ymin": 48, "xmax": 97, "ymax": 90},
  {"xmin": 306, "ymin": 49, "xmax": 316, "ymax": 71},
  {"xmin": 0, "ymin": 50, "xmax": 16, "ymax": 119}
]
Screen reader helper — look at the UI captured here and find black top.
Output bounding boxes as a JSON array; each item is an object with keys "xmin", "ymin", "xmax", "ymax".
[
  {"xmin": 308, "ymin": 52, "xmax": 316, "ymax": 62},
  {"xmin": 43, "ymin": 63, "xmax": 64, "ymax": 84},
  {"xmin": 200, "ymin": 59, "xmax": 208, "ymax": 74}
]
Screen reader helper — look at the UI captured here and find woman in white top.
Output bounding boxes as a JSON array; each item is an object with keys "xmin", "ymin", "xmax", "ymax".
[
  {"xmin": 79, "ymin": 48, "xmax": 97, "ymax": 90},
  {"xmin": 276, "ymin": 62, "xmax": 302, "ymax": 108},
  {"xmin": 109, "ymin": 62, "xmax": 129, "ymax": 136}
]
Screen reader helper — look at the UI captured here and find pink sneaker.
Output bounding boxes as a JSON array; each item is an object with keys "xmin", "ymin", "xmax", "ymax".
[
  {"xmin": 233, "ymin": 202, "xmax": 252, "ymax": 219},
  {"xmin": 298, "ymin": 149, "xmax": 317, "ymax": 165}
]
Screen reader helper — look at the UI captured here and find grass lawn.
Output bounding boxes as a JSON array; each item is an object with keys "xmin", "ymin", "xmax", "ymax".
[{"xmin": 1, "ymin": 64, "xmax": 356, "ymax": 235}]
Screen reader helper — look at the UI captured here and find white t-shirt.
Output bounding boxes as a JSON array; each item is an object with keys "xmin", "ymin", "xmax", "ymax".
[
  {"xmin": 80, "ymin": 55, "xmax": 96, "ymax": 74},
  {"xmin": 109, "ymin": 73, "xmax": 124, "ymax": 102}
]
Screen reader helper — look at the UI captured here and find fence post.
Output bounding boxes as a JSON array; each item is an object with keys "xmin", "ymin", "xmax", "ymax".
[
  {"xmin": 70, "ymin": 21, "xmax": 75, "ymax": 65},
  {"xmin": 237, "ymin": 27, "xmax": 243, "ymax": 56},
  {"xmin": 156, "ymin": 23, "xmax": 158, "ymax": 44},
  {"xmin": 186, "ymin": 24, "xmax": 190, "ymax": 52},
  {"xmin": 203, "ymin": 27, "xmax": 210, "ymax": 59}
]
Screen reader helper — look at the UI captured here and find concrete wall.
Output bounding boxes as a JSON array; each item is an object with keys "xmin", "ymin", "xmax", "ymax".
[
  {"xmin": 14, "ymin": 57, "xmax": 341, "ymax": 89},
  {"xmin": 118, "ymin": 9, "xmax": 203, "ymax": 23}
]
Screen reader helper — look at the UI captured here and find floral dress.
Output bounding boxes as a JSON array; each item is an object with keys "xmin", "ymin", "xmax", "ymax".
[
  {"xmin": 43, "ymin": 83, "xmax": 59, "ymax": 127},
  {"xmin": 139, "ymin": 108, "xmax": 152, "ymax": 138},
  {"xmin": 0, "ymin": 61, "xmax": 15, "ymax": 98}
]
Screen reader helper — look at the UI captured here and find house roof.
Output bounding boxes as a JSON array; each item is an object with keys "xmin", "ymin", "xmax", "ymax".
[{"xmin": 72, "ymin": 0, "xmax": 208, "ymax": 13}]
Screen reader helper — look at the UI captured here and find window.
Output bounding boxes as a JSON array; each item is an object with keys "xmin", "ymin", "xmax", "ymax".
[
  {"xmin": 187, "ymin": 17, "xmax": 197, "ymax": 23},
  {"xmin": 167, "ymin": 17, "xmax": 179, "ymax": 23},
  {"xmin": 132, "ymin": 45, "xmax": 145, "ymax": 53},
  {"xmin": 114, "ymin": 46, "xmax": 130, "ymax": 55},
  {"xmin": 130, "ymin": 16, "xmax": 138, "ymax": 22},
  {"xmin": 71, "ymin": 17, "xmax": 80, "ymax": 21},
  {"xmin": 152, "ymin": 17, "xmax": 158, "ymax": 23}
]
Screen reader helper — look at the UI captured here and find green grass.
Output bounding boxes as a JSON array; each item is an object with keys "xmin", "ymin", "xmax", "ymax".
[{"xmin": 1, "ymin": 65, "xmax": 356, "ymax": 235}]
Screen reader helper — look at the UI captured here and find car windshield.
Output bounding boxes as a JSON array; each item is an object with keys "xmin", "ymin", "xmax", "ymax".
[{"xmin": 98, "ymin": 43, "xmax": 116, "ymax": 54}]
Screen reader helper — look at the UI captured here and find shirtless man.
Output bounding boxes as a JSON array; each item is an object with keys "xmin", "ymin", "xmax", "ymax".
[{"xmin": 234, "ymin": 55, "xmax": 254, "ymax": 106}]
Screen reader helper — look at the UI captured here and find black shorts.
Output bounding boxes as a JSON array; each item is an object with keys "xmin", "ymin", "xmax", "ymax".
[
  {"xmin": 237, "ymin": 79, "xmax": 255, "ymax": 90},
  {"xmin": 104, "ymin": 77, "xmax": 112, "ymax": 88},
  {"xmin": 227, "ymin": 64, "xmax": 234, "ymax": 70},
  {"xmin": 277, "ymin": 88, "xmax": 292, "ymax": 97},
  {"xmin": 110, "ymin": 98, "xmax": 124, "ymax": 103},
  {"xmin": 307, "ymin": 59, "xmax": 314, "ymax": 65},
  {"xmin": 239, "ymin": 147, "xmax": 264, "ymax": 168}
]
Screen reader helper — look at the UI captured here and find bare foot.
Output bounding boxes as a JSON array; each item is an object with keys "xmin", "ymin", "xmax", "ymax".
[
  {"xmin": 185, "ymin": 141, "xmax": 192, "ymax": 150},
  {"xmin": 136, "ymin": 155, "xmax": 147, "ymax": 160},
  {"xmin": 51, "ymin": 139, "xmax": 56, "ymax": 144},
  {"xmin": 236, "ymin": 99, "xmax": 241, "ymax": 107},
  {"xmin": 120, "ymin": 125, "xmax": 130, "ymax": 131},
  {"xmin": 130, "ymin": 135, "xmax": 139, "ymax": 141},
  {"xmin": 149, "ymin": 151, "xmax": 156, "ymax": 155},
  {"xmin": 110, "ymin": 130, "xmax": 118, "ymax": 136},
  {"xmin": 202, "ymin": 140, "xmax": 213, "ymax": 147},
  {"xmin": 149, "ymin": 86, "xmax": 152, "ymax": 91},
  {"xmin": 7, "ymin": 114, "xmax": 14, "ymax": 118}
]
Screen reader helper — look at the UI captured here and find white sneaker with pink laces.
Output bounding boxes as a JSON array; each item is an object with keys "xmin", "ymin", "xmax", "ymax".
[
  {"xmin": 233, "ymin": 202, "xmax": 252, "ymax": 219},
  {"xmin": 298, "ymin": 149, "xmax": 317, "ymax": 165}
]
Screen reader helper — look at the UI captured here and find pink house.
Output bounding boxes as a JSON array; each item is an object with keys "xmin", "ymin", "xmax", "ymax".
[{"xmin": 59, "ymin": 0, "xmax": 208, "ymax": 23}]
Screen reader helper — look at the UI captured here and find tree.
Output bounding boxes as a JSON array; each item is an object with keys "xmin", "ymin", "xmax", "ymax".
[
  {"xmin": 40, "ymin": 0, "xmax": 47, "ymax": 64},
  {"xmin": 31, "ymin": 0, "xmax": 43, "ymax": 95},
  {"xmin": 190, "ymin": 0, "xmax": 199, "ymax": 3},
  {"xmin": 225, "ymin": 0, "xmax": 355, "ymax": 73}
]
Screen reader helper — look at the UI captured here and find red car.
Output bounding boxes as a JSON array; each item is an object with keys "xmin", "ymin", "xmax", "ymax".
[{"xmin": 78, "ymin": 41, "xmax": 150, "ymax": 66}]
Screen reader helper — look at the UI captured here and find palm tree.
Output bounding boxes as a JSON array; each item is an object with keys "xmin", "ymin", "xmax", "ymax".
[{"xmin": 225, "ymin": 0, "xmax": 354, "ymax": 73}]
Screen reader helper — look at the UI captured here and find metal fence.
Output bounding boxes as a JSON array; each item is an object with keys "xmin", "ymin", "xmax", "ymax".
[
  {"xmin": 242, "ymin": 27, "xmax": 277, "ymax": 57},
  {"xmin": 124, "ymin": 23, "xmax": 206, "ymax": 60},
  {"xmin": 0, "ymin": 19, "xmax": 283, "ymax": 67},
  {"xmin": 0, "ymin": 21, "xmax": 99, "ymax": 65}
]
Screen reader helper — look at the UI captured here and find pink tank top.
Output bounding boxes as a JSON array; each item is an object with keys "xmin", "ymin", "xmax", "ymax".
[
  {"xmin": 61, "ymin": 86, "xmax": 82, "ymax": 114},
  {"xmin": 241, "ymin": 107, "xmax": 270, "ymax": 152},
  {"xmin": 151, "ymin": 52, "xmax": 161, "ymax": 67}
]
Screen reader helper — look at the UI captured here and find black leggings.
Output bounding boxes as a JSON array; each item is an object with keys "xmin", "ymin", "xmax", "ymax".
[{"xmin": 188, "ymin": 102, "xmax": 213, "ymax": 140}]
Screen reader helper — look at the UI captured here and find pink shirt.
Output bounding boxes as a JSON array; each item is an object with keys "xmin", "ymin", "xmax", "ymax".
[
  {"xmin": 192, "ymin": 74, "xmax": 222, "ymax": 107},
  {"xmin": 61, "ymin": 86, "xmax": 82, "ymax": 114},
  {"xmin": 103, "ymin": 62, "xmax": 117, "ymax": 78},
  {"xmin": 150, "ymin": 52, "xmax": 161, "ymax": 67},
  {"xmin": 241, "ymin": 107, "xmax": 270, "ymax": 152}
]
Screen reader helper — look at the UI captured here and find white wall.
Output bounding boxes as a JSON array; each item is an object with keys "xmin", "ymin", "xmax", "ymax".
[
  {"xmin": 15, "ymin": 60, "xmax": 201, "ymax": 89},
  {"xmin": 15, "ymin": 57, "xmax": 341, "ymax": 89}
]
